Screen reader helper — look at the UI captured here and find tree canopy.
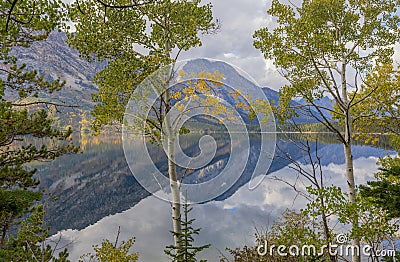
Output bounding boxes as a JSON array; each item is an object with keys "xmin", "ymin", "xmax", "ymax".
[
  {"xmin": 253, "ymin": 1, "xmax": 400, "ymax": 261},
  {"xmin": 68, "ymin": 0, "xmax": 219, "ymax": 251},
  {"xmin": 68, "ymin": 0, "xmax": 218, "ymax": 133},
  {"xmin": 0, "ymin": 0, "xmax": 78, "ymax": 256},
  {"xmin": 254, "ymin": 0, "xmax": 400, "ymax": 132}
]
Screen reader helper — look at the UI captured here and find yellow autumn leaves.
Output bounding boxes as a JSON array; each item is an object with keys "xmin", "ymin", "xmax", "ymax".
[{"xmin": 172, "ymin": 70, "xmax": 256, "ymax": 124}]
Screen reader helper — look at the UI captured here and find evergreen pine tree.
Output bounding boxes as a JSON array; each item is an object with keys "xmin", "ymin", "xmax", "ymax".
[{"xmin": 165, "ymin": 198, "xmax": 210, "ymax": 262}]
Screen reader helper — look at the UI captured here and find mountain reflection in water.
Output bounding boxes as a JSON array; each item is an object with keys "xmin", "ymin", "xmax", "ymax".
[{"xmin": 35, "ymin": 133, "xmax": 395, "ymax": 261}]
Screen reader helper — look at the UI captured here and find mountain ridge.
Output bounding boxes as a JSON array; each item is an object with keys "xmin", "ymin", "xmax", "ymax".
[
  {"xmin": 9, "ymin": 32, "xmax": 279, "ymax": 111},
  {"xmin": 11, "ymin": 31, "xmax": 332, "ymax": 124}
]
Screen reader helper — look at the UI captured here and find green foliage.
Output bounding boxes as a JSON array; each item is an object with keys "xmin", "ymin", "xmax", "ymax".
[
  {"xmin": 304, "ymin": 186, "xmax": 399, "ymax": 249},
  {"xmin": 67, "ymin": 0, "xmax": 218, "ymax": 134},
  {"xmin": 360, "ymin": 155, "xmax": 400, "ymax": 219},
  {"xmin": 254, "ymin": 3, "xmax": 400, "ymax": 260},
  {"xmin": 79, "ymin": 234, "xmax": 139, "ymax": 262},
  {"xmin": 0, "ymin": 189, "xmax": 42, "ymax": 244},
  {"xmin": 267, "ymin": 210, "xmax": 328, "ymax": 260},
  {"xmin": 1, "ymin": 0, "xmax": 78, "ymax": 256},
  {"xmin": 165, "ymin": 200, "xmax": 210, "ymax": 262},
  {"xmin": 305, "ymin": 186, "xmax": 346, "ymax": 223},
  {"xmin": 0, "ymin": 205, "xmax": 71, "ymax": 261},
  {"xmin": 68, "ymin": 1, "xmax": 218, "ymax": 251},
  {"xmin": 1, "ymin": 0, "xmax": 69, "ymax": 55},
  {"xmin": 254, "ymin": 0, "xmax": 400, "ymax": 78},
  {"xmin": 221, "ymin": 209, "xmax": 330, "ymax": 262},
  {"xmin": 382, "ymin": 251, "xmax": 400, "ymax": 262},
  {"xmin": 253, "ymin": 0, "xmax": 400, "ymax": 129},
  {"xmin": 224, "ymin": 185, "xmax": 400, "ymax": 262},
  {"xmin": 350, "ymin": 64, "xmax": 400, "ymax": 150}
]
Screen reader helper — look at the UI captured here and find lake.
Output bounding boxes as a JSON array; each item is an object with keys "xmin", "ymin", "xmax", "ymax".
[{"xmin": 36, "ymin": 133, "xmax": 396, "ymax": 261}]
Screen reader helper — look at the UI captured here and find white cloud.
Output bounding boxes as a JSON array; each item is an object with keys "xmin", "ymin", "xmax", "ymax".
[
  {"xmin": 52, "ymin": 152, "xmax": 390, "ymax": 261},
  {"xmin": 64, "ymin": 0, "xmax": 399, "ymax": 89},
  {"xmin": 223, "ymin": 52, "xmax": 239, "ymax": 59},
  {"xmin": 178, "ymin": 0, "xmax": 286, "ymax": 90}
]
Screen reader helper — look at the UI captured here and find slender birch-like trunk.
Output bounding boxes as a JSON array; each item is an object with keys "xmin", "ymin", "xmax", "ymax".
[
  {"xmin": 162, "ymin": 28, "xmax": 182, "ymax": 248},
  {"xmin": 166, "ymin": 116, "xmax": 182, "ymax": 248},
  {"xmin": 164, "ymin": 81, "xmax": 182, "ymax": 249},
  {"xmin": 342, "ymin": 60, "xmax": 360, "ymax": 262}
]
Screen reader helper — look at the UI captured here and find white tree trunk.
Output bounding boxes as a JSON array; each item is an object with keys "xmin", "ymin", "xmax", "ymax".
[
  {"xmin": 167, "ymin": 135, "xmax": 182, "ymax": 248},
  {"xmin": 342, "ymin": 60, "xmax": 360, "ymax": 262},
  {"xmin": 344, "ymin": 142, "xmax": 360, "ymax": 262},
  {"xmin": 344, "ymin": 142, "xmax": 356, "ymax": 204},
  {"xmin": 165, "ymin": 88, "xmax": 182, "ymax": 249}
]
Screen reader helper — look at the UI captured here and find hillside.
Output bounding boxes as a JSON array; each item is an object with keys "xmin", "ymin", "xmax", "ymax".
[
  {"xmin": 10, "ymin": 31, "xmax": 103, "ymax": 109},
  {"xmin": 9, "ymin": 31, "xmax": 324, "ymax": 123}
]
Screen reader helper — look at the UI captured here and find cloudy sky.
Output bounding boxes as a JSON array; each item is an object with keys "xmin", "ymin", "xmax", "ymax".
[
  {"xmin": 180, "ymin": 0, "xmax": 287, "ymax": 90},
  {"xmin": 178, "ymin": 0, "xmax": 400, "ymax": 91},
  {"xmin": 64, "ymin": 0, "xmax": 400, "ymax": 91}
]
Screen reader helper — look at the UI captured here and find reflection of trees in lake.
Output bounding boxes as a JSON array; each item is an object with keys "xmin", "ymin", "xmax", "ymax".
[{"xmin": 36, "ymin": 134, "xmax": 393, "ymax": 234}]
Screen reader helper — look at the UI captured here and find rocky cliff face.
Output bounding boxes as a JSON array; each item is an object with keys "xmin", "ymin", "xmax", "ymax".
[
  {"xmin": 10, "ymin": 31, "xmax": 104, "ymax": 109},
  {"xmin": 9, "ymin": 32, "xmax": 328, "ymax": 120},
  {"xmin": 9, "ymin": 33, "xmax": 283, "ymax": 112}
]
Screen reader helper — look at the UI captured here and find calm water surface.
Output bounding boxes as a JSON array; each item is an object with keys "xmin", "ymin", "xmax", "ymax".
[{"xmin": 36, "ymin": 133, "xmax": 395, "ymax": 261}]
